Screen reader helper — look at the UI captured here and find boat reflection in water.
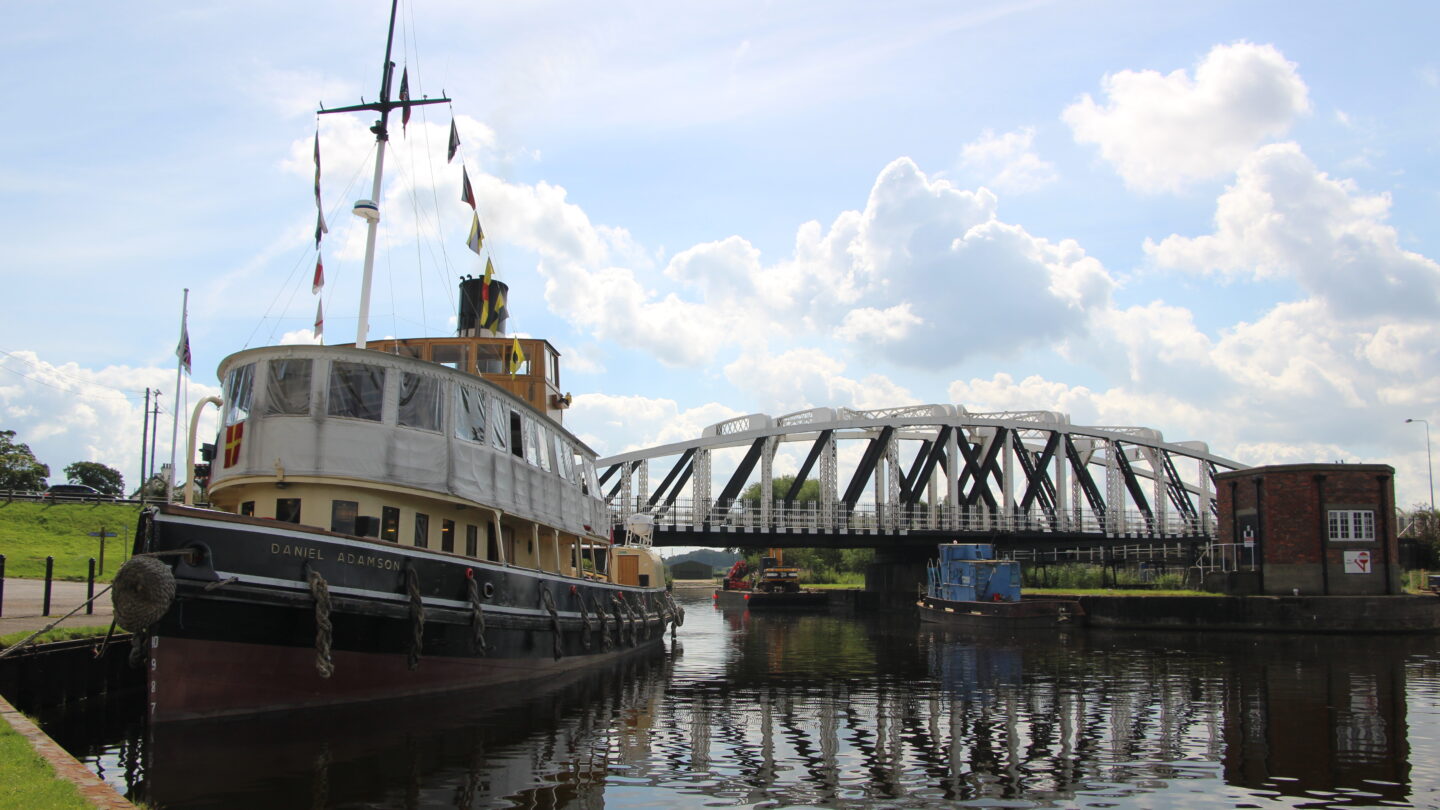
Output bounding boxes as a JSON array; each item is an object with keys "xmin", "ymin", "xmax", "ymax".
[{"xmin": 56, "ymin": 591, "xmax": 1440, "ymax": 808}]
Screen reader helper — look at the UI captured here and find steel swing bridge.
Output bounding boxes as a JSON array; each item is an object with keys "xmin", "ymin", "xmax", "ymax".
[{"xmin": 597, "ymin": 405, "xmax": 1247, "ymax": 551}]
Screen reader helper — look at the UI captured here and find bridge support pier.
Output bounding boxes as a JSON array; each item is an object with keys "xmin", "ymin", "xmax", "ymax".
[{"xmin": 864, "ymin": 545, "xmax": 933, "ymax": 603}]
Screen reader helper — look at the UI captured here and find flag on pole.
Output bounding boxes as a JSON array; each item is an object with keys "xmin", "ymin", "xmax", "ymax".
[
  {"xmin": 447, "ymin": 118, "xmax": 460, "ymax": 162},
  {"xmin": 313, "ymin": 130, "xmax": 328, "ymax": 248},
  {"xmin": 466, "ymin": 212, "xmax": 484, "ymax": 254},
  {"xmin": 480, "ymin": 257, "xmax": 493, "ymax": 327},
  {"xmin": 314, "ymin": 300, "xmax": 324, "ymax": 341},
  {"xmin": 312, "ymin": 256, "xmax": 325, "ymax": 294},
  {"xmin": 508, "ymin": 337, "xmax": 526, "ymax": 376},
  {"xmin": 399, "ymin": 68, "xmax": 411, "ymax": 133},
  {"xmin": 176, "ymin": 320, "xmax": 192, "ymax": 375},
  {"xmin": 460, "ymin": 167, "xmax": 476, "ymax": 209}
]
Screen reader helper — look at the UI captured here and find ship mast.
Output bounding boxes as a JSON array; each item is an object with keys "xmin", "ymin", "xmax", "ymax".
[{"xmin": 318, "ymin": 0, "xmax": 450, "ymax": 349}]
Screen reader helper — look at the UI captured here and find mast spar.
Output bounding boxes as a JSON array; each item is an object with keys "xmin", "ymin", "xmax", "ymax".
[{"xmin": 318, "ymin": 0, "xmax": 450, "ymax": 349}]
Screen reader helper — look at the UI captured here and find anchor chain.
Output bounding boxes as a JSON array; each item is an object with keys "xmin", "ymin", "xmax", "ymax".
[
  {"xmin": 467, "ymin": 577, "xmax": 488, "ymax": 655},
  {"xmin": 540, "ymin": 586, "xmax": 563, "ymax": 660},
  {"xmin": 405, "ymin": 566, "xmax": 425, "ymax": 671},
  {"xmin": 307, "ymin": 568, "xmax": 334, "ymax": 678}
]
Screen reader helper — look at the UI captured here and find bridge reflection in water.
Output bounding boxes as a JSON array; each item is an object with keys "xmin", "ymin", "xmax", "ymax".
[{"xmin": 51, "ymin": 592, "xmax": 1438, "ymax": 808}]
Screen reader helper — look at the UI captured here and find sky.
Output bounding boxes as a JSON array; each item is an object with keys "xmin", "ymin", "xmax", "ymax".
[{"xmin": 2, "ymin": 0, "xmax": 1439, "ymax": 510}]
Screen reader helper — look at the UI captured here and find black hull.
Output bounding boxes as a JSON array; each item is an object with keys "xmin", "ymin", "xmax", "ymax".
[
  {"xmin": 916, "ymin": 595, "xmax": 1084, "ymax": 629},
  {"xmin": 133, "ymin": 505, "xmax": 677, "ymax": 722},
  {"xmin": 713, "ymin": 589, "xmax": 829, "ymax": 610}
]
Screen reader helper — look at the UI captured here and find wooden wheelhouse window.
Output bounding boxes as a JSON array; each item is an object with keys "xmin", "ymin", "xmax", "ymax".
[
  {"xmin": 276, "ymin": 498, "xmax": 301, "ymax": 524},
  {"xmin": 327, "ymin": 361, "xmax": 384, "ymax": 421},
  {"xmin": 381, "ymin": 506, "xmax": 400, "ymax": 542},
  {"xmin": 414, "ymin": 513, "xmax": 430, "ymax": 548},
  {"xmin": 431, "ymin": 344, "xmax": 468, "ymax": 372}
]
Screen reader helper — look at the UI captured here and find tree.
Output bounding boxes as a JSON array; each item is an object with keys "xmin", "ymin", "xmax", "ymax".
[
  {"xmin": 64, "ymin": 461, "xmax": 125, "ymax": 496},
  {"xmin": 739, "ymin": 474, "xmax": 820, "ymax": 506},
  {"xmin": 0, "ymin": 429, "xmax": 50, "ymax": 491}
]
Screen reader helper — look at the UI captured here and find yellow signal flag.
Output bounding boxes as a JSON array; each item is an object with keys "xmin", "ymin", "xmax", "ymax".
[
  {"xmin": 466, "ymin": 212, "xmax": 484, "ymax": 254},
  {"xmin": 508, "ymin": 337, "xmax": 526, "ymax": 376}
]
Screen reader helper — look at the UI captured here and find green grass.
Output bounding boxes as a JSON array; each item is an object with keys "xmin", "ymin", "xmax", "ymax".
[
  {"xmin": 0, "ymin": 718, "xmax": 94, "ymax": 810},
  {"xmin": 0, "ymin": 502, "xmax": 140, "ymax": 581},
  {"xmin": 1, "ymin": 626, "xmax": 114, "ymax": 651}
]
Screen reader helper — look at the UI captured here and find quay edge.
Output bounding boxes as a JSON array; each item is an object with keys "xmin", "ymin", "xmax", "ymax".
[{"xmin": 0, "ymin": 691, "xmax": 137, "ymax": 809}]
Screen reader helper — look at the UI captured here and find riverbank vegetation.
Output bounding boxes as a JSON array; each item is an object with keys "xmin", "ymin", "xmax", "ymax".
[
  {"xmin": 0, "ymin": 719, "xmax": 93, "ymax": 810},
  {"xmin": 0, "ymin": 502, "xmax": 139, "ymax": 581}
]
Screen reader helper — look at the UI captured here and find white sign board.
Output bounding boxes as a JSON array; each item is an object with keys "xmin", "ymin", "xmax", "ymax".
[
  {"xmin": 1242, "ymin": 526, "xmax": 1255, "ymax": 548},
  {"xmin": 1344, "ymin": 550, "xmax": 1372, "ymax": 574}
]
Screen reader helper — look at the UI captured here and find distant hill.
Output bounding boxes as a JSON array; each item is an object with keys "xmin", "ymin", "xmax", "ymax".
[{"xmin": 665, "ymin": 548, "xmax": 741, "ymax": 569}]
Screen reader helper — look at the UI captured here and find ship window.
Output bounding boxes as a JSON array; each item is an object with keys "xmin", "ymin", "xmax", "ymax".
[
  {"xmin": 582, "ymin": 458, "xmax": 599, "ymax": 497},
  {"xmin": 465, "ymin": 524, "xmax": 478, "ymax": 557},
  {"xmin": 328, "ymin": 361, "xmax": 385, "ymax": 421},
  {"xmin": 546, "ymin": 348, "xmax": 560, "ymax": 387},
  {"xmin": 264, "ymin": 359, "xmax": 312, "ymax": 416},
  {"xmin": 240, "ymin": 500, "xmax": 255, "ymax": 516},
  {"xmin": 454, "ymin": 386, "xmax": 487, "ymax": 444},
  {"xmin": 477, "ymin": 344, "xmax": 506, "ymax": 374},
  {"xmin": 222, "ymin": 363, "xmax": 255, "ymax": 425},
  {"xmin": 330, "ymin": 500, "xmax": 358, "ymax": 534},
  {"xmin": 553, "ymin": 433, "xmax": 572, "ymax": 481},
  {"xmin": 414, "ymin": 513, "xmax": 430, "ymax": 548},
  {"xmin": 381, "ymin": 506, "xmax": 400, "ymax": 542},
  {"xmin": 398, "ymin": 372, "xmax": 442, "ymax": 432},
  {"xmin": 431, "ymin": 344, "xmax": 468, "ymax": 372},
  {"xmin": 394, "ymin": 342, "xmax": 424, "ymax": 360},
  {"xmin": 486, "ymin": 523, "xmax": 499, "ymax": 561},
  {"xmin": 442, "ymin": 519, "xmax": 455, "ymax": 552},
  {"xmin": 276, "ymin": 498, "xmax": 301, "ymax": 524},
  {"xmin": 509, "ymin": 410, "xmax": 523, "ymax": 458},
  {"xmin": 530, "ymin": 420, "xmax": 552, "ymax": 472},
  {"xmin": 489, "ymin": 398, "xmax": 508, "ymax": 450}
]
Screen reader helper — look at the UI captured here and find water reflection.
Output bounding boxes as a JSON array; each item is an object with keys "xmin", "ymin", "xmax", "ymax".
[{"xmin": 36, "ymin": 592, "xmax": 1440, "ymax": 808}]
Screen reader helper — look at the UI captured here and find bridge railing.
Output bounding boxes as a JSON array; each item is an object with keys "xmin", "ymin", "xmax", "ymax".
[{"xmin": 618, "ymin": 498, "xmax": 1215, "ymax": 539}]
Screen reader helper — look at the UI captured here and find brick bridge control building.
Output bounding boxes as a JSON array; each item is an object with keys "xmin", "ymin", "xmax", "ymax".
[{"xmin": 1215, "ymin": 463, "xmax": 1399, "ymax": 596}]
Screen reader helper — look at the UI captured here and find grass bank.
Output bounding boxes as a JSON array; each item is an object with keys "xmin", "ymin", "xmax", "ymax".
[
  {"xmin": 1, "ymin": 625, "xmax": 114, "ymax": 651},
  {"xmin": 0, "ymin": 502, "xmax": 141, "ymax": 581},
  {"xmin": 0, "ymin": 718, "xmax": 94, "ymax": 810}
]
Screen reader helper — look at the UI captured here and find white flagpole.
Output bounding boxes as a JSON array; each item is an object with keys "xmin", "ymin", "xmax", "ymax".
[{"xmin": 168, "ymin": 288, "xmax": 189, "ymax": 503}]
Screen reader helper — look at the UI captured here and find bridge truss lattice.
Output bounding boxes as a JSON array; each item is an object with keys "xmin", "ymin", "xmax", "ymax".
[{"xmin": 597, "ymin": 404, "xmax": 1247, "ymax": 549}]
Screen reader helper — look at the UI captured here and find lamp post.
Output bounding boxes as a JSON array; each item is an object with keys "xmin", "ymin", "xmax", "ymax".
[{"xmin": 1406, "ymin": 418, "xmax": 1435, "ymax": 515}]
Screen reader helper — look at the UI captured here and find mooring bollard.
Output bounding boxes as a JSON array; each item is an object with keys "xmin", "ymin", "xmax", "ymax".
[
  {"xmin": 87, "ymin": 558, "xmax": 96, "ymax": 615},
  {"xmin": 43, "ymin": 555, "xmax": 54, "ymax": 616}
]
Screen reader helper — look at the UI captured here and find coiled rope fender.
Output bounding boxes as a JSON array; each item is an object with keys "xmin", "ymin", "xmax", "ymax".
[
  {"xmin": 576, "ymin": 588, "xmax": 593, "ymax": 652},
  {"xmin": 405, "ymin": 566, "xmax": 425, "ymax": 671},
  {"xmin": 467, "ymin": 577, "xmax": 489, "ymax": 655},
  {"xmin": 112, "ymin": 555, "xmax": 176, "ymax": 633},
  {"xmin": 540, "ymin": 586, "xmax": 562, "ymax": 660},
  {"xmin": 666, "ymin": 591, "xmax": 685, "ymax": 627},
  {"xmin": 610, "ymin": 594, "xmax": 629, "ymax": 648},
  {"xmin": 593, "ymin": 594, "xmax": 613, "ymax": 651},
  {"xmin": 306, "ymin": 568, "xmax": 334, "ymax": 679}
]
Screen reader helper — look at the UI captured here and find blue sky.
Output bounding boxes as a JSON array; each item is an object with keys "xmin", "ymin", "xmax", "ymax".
[{"xmin": 3, "ymin": 0, "xmax": 1439, "ymax": 509}]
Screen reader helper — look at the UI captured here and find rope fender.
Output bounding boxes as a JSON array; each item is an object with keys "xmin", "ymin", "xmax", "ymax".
[
  {"xmin": 540, "ymin": 586, "xmax": 562, "ymax": 660},
  {"xmin": 306, "ymin": 568, "xmax": 334, "ymax": 679},
  {"xmin": 467, "ymin": 577, "xmax": 489, "ymax": 656},
  {"xmin": 593, "ymin": 594, "xmax": 613, "ymax": 651},
  {"xmin": 405, "ymin": 566, "xmax": 425, "ymax": 671},
  {"xmin": 576, "ymin": 587, "xmax": 593, "ymax": 651},
  {"xmin": 112, "ymin": 555, "xmax": 176, "ymax": 633}
]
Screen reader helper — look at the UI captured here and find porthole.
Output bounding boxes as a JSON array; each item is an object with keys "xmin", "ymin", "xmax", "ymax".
[{"xmin": 482, "ymin": 581, "xmax": 495, "ymax": 599}]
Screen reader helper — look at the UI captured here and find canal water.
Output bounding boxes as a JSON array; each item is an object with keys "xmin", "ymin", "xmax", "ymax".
[{"xmin": 32, "ymin": 590, "xmax": 1440, "ymax": 809}]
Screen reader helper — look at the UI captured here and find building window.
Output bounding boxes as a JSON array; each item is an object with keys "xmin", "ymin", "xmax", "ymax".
[
  {"xmin": 276, "ymin": 498, "xmax": 301, "ymax": 524},
  {"xmin": 240, "ymin": 500, "xmax": 255, "ymax": 517},
  {"xmin": 382, "ymin": 506, "xmax": 400, "ymax": 542},
  {"xmin": 331, "ymin": 500, "xmax": 358, "ymax": 535},
  {"xmin": 1328, "ymin": 510, "xmax": 1375, "ymax": 541},
  {"xmin": 414, "ymin": 513, "xmax": 430, "ymax": 548},
  {"xmin": 441, "ymin": 519, "xmax": 455, "ymax": 553},
  {"xmin": 465, "ymin": 524, "xmax": 479, "ymax": 557}
]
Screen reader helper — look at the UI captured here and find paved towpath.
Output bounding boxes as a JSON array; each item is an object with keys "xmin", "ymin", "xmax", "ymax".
[{"xmin": 0, "ymin": 578, "xmax": 115, "ymax": 638}]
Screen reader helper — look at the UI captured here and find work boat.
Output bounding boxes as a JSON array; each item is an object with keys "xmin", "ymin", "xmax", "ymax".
[
  {"xmin": 917, "ymin": 543, "xmax": 1083, "ymax": 629},
  {"xmin": 114, "ymin": 1, "xmax": 678, "ymax": 723}
]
